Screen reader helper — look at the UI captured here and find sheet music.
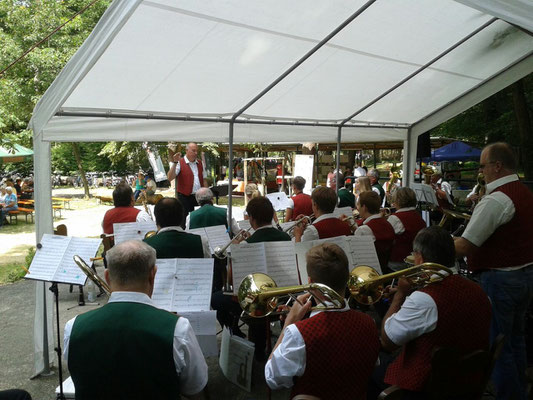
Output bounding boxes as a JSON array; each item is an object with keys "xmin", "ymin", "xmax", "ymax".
[
  {"xmin": 264, "ymin": 241, "xmax": 299, "ymax": 287},
  {"xmin": 332, "ymin": 206, "xmax": 353, "ymax": 218},
  {"xmin": 205, "ymin": 225, "xmax": 230, "ymax": 254},
  {"xmin": 181, "ymin": 311, "xmax": 218, "ymax": 357},
  {"xmin": 266, "ymin": 191, "xmax": 291, "ymax": 211},
  {"xmin": 237, "ymin": 219, "xmax": 252, "ymax": 233},
  {"xmin": 347, "ymin": 236, "xmax": 382, "ymax": 274},
  {"xmin": 173, "ymin": 259, "xmax": 213, "ymax": 312},
  {"xmin": 294, "ymin": 241, "xmax": 314, "ymax": 284},
  {"xmin": 421, "ymin": 184, "xmax": 439, "ymax": 206},
  {"xmin": 219, "ymin": 328, "xmax": 254, "ymax": 392},
  {"xmin": 55, "ymin": 237, "xmax": 102, "ymax": 285},
  {"xmin": 231, "ymin": 242, "xmax": 267, "ymax": 294},
  {"xmin": 316, "ymin": 235, "xmax": 354, "ymax": 267},
  {"xmin": 152, "ymin": 259, "xmax": 177, "ymax": 311},
  {"xmin": 113, "ymin": 220, "xmax": 157, "ymax": 244}
]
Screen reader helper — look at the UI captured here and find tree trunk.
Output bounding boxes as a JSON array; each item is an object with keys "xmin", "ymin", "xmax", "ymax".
[
  {"xmin": 72, "ymin": 143, "xmax": 90, "ymax": 199},
  {"xmin": 512, "ymin": 79, "xmax": 533, "ymax": 181}
]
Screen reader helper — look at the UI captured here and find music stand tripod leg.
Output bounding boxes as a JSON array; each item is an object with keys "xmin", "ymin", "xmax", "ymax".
[{"xmin": 49, "ymin": 282, "xmax": 66, "ymax": 400}]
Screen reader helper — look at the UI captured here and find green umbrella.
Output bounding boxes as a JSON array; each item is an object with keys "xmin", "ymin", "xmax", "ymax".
[{"xmin": 0, "ymin": 144, "xmax": 33, "ymax": 164}]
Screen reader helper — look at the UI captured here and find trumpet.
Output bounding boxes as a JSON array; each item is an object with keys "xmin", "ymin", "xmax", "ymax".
[
  {"xmin": 73, "ymin": 255, "xmax": 111, "ymax": 295},
  {"xmin": 238, "ymin": 272, "xmax": 345, "ymax": 318},
  {"xmin": 341, "ymin": 214, "xmax": 357, "ymax": 231},
  {"xmin": 284, "ymin": 214, "xmax": 314, "ymax": 237},
  {"xmin": 348, "ymin": 262, "xmax": 452, "ymax": 305},
  {"xmin": 213, "ymin": 227, "xmax": 252, "ymax": 259}
]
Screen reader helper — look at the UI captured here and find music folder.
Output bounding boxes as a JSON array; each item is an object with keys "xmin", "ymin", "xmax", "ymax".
[{"xmin": 24, "ymin": 234, "xmax": 102, "ymax": 285}]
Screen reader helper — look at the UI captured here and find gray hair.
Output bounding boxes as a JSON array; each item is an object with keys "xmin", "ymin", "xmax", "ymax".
[
  {"xmin": 5, "ymin": 186, "xmax": 13, "ymax": 192},
  {"xmin": 413, "ymin": 226, "xmax": 455, "ymax": 268},
  {"xmin": 367, "ymin": 168, "xmax": 380, "ymax": 179},
  {"xmin": 195, "ymin": 187, "xmax": 214, "ymax": 204},
  {"xmin": 105, "ymin": 240, "xmax": 156, "ymax": 286}
]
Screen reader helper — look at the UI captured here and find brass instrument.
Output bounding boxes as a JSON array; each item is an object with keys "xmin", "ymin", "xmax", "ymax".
[
  {"xmin": 341, "ymin": 214, "xmax": 357, "ymax": 231},
  {"xmin": 214, "ymin": 227, "xmax": 252, "ymax": 259},
  {"xmin": 283, "ymin": 214, "xmax": 314, "ymax": 237},
  {"xmin": 144, "ymin": 230, "xmax": 157, "ymax": 239},
  {"xmin": 238, "ymin": 272, "xmax": 345, "ymax": 318},
  {"xmin": 438, "ymin": 208, "xmax": 471, "ymax": 228},
  {"xmin": 73, "ymin": 255, "xmax": 111, "ymax": 295},
  {"xmin": 380, "ymin": 207, "xmax": 394, "ymax": 217},
  {"xmin": 474, "ymin": 173, "xmax": 486, "ymax": 197},
  {"xmin": 348, "ymin": 262, "xmax": 452, "ymax": 305},
  {"xmin": 140, "ymin": 191, "xmax": 154, "ymax": 220},
  {"xmin": 423, "ymin": 166, "xmax": 435, "ymax": 185}
]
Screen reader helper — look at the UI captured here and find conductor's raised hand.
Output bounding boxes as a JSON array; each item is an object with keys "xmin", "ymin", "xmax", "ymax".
[{"xmin": 172, "ymin": 152, "xmax": 182, "ymax": 163}]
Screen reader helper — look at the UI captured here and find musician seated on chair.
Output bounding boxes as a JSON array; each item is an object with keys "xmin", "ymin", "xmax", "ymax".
[
  {"xmin": 63, "ymin": 240, "xmax": 208, "ymax": 400},
  {"xmin": 143, "ymin": 197, "xmax": 210, "ymax": 258},
  {"xmin": 245, "ymin": 197, "xmax": 291, "ymax": 243},
  {"xmin": 285, "ymin": 176, "xmax": 313, "ymax": 222},
  {"xmin": 102, "ymin": 182, "xmax": 151, "ymax": 239},
  {"xmin": 293, "ymin": 186, "xmax": 352, "ymax": 242},
  {"xmin": 371, "ymin": 226, "xmax": 491, "ymax": 397},
  {"xmin": 387, "ymin": 187, "xmax": 426, "ymax": 271},
  {"xmin": 185, "ymin": 187, "xmax": 239, "ymax": 234},
  {"xmin": 265, "ymin": 243, "xmax": 380, "ymax": 400},
  {"xmin": 354, "ymin": 191, "xmax": 395, "ymax": 271}
]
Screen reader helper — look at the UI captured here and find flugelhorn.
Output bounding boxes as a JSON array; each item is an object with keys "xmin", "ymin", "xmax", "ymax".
[
  {"xmin": 213, "ymin": 227, "xmax": 252, "ymax": 259},
  {"xmin": 283, "ymin": 214, "xmax": 314, "ymax": 237},
  {"xmin": 238, "ymin": 272, "xmax": 345, "ymax": 318},
  {"xmin": 73, "ymin": 255, "xmax": 111, "ymax": 295},
  {"xmin": 348, "ymin": 262, "xmax": 452, "ymax": 305}
]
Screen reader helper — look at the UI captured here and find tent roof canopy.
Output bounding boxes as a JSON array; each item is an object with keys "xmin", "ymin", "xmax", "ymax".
[
  {"xmin": 31, "ymin": 0, "xmax": 533, "ymax": 144},
  {"xmin": 428, "ymin": 140, "xmax": 482, "ymax": 161},
  {"xmin": 0, "ymin": 144, "xmax": 34, "ymax": 164}
]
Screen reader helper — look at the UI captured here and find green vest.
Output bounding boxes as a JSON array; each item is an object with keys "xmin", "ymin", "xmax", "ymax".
[
  {"xmin": 189, "ymin": 204, "xmax": 227, "ymax": 229},
  {"xmin": 337, "ymin": 188, "xmax": 355, "ymax": 208},
  {"xmin": 372, "ymin": 182, "xmax": 385, "ymax": 202},
  {"xmin": 144, "ymin": 230, "xmax": 204, "ymax": 258},
  {"xmin": 246, "ymin": 227, "xmax": 291, "ymax": 243},
  {"xmin": 68, "ymin": 302, "xmax": 179, "ymax": 400}
]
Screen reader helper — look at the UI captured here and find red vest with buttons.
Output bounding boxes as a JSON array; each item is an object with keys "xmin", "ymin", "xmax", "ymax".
[
  {"xmin": 177, "ymin": 158, "xmax": 204, "ymax": 196},
  {"xmin": 313, "ymin": 217, "xmax": 352, "ymax": 239},
  {"xmin": 103, "ymin": 207, "xmax": 141, "ymax": 235},
  {"xmin": 365, "ymin": 217, "xmax": 395, "ymax": 257},
  {"xmin": 291, "ymin": 193, "xmax": 313, "ymax": 221},
  {"xmin": 385, "ymin": 275, "xmax": 491, "ymax": 392},
  {"xmin": 467, "ymin": 179, "xmax": 533, "ymax": 271},
  {"xmin": 389, "ymin": 211, "xmax": 427, "ymax": 262},
  {"xmin": 292, "ymin": 310, "xmax": 380, "ymax": 400}
]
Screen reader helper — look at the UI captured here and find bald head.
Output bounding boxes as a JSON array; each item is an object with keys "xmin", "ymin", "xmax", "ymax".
[
  {"xmin": 480, "ymin": 142, "xmax": 517, "ymax": 184},
  {"xmin": 196, "ymin": 187, "xmax": 214, "ymax": 205},
  {"xmin": 185, "ymin": 142, "xmax": 199, "ymax": 162},
  {"xmin": 105, "ymin": 240, "xmax": 156, "ymax": 291}
]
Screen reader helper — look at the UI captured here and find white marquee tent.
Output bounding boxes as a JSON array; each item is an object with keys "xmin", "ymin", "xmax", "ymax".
[{"xmin": 29, "ymin": 0, "xmax": 533, "ymax": 375}]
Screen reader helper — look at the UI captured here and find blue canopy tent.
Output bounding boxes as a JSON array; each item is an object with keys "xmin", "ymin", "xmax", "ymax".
[{"xmin": 430, "ymin": 141, "xmax": 481, "ymax": 161}]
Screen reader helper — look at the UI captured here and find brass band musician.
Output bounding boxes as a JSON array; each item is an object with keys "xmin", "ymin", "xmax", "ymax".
[{"xmin": 285, "ymin": 176, "xmax": 313, "ymax": 222}]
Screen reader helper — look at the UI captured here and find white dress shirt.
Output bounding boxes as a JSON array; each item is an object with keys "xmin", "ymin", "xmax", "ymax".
[
  {"xmin": 136, "ymin": 209, "xmax": 152, "ymax": 223},
  {"xmin": 299, "ymin": 213, "xmax": 338, "ymax": 242},
  {"xmin": 265, "ymin": 302, "xmax": 350, "ymax": 389},
  {"xmin": 158, "ymin": 226, "xmax": 212, "ymax": 258},
  {"xmin": 354, "ymin": 167, "xmax": 366, "ymax": 177},
  {"xmin": 173, "ymin": 156, "xmax": 208, "ymax": 194},
  {"xmin": 353, "ymin": 214, "xmax": 383, "ymax": 241},
  {"xmin": 63, "ymin": 292, "xmax": 208, "ymax": 396},
  {"xmin": 387, "ymin": 207, "xmax": 417, "ymax": 235}
]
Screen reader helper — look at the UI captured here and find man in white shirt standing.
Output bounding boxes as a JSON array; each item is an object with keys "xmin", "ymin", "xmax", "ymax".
[
  {"xmin": 455, "ymin": 142, "xmax": 533, "ymax": 400},
  {"xmin": 265, "ymin": 242, "xmax": 379, "ymax": 399},
  {"xmin": 168, "ymin": 142, "xmax": 208, "ymax": 227},
  {"xmin": 63, "ymin": 240, "xmax": 208, "ymax": 400}
]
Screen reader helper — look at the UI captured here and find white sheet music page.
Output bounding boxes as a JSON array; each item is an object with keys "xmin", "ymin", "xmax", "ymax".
[
  {"xmin": 180, "ymin": 311, "xmax": 218, "ymax": 358},
  {"xmin": 315, "ymin": 236, "xmax": 354, "ymax": 267},
  {"xmin": 172, "ymin": 259, "xmax": 214, "ymax": 312},
  {"xmin": 264, "ymin": 241, "xmax": 299, "ymax": 287},
  {"xmin": 332, "ymin": 206, "xmax": 353, "ymax": 218},
  {"xmin": 204, "ymin": 225, "xmax": 230, "ymax": 254},
  {"xmin": 347, "ymin": 236, "xmax": 382, "ymax": 274},
  {"xmin": 56, "ymin": 237, "xmax": 102, "ymax": 285},
  {"xmin": 266, "ymin": 191, "xmax": 291, "ymax": 211},
  {"xmin": 294, "ymin": 241, "xmax": 314, "ymax": 284},
  {"xmin": 231, "ymin": 242, "xmax": 267, "ymax": 294},
  {"xmin": 25, "ymin": 234, "xmax": 70, "ymax": 282},
  {"xmin": 113, "ymin": 220, "xmax": 157, "ymax": 244},
  {"xmin": 152, "ymin": 259, "xmax": 177, "ymax": 311}
]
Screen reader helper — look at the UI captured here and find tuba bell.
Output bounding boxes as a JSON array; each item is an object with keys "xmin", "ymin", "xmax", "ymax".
[
  {"xmin": 238, "ymin": 273, "xmax": 345, "ymax": 318},
  {"xmin": 348, "ymin": 263, "xmax": 452, "ymax": 305}
]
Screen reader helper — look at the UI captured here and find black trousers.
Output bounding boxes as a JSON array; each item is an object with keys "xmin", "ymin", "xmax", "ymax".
[{"xmin": 177, "ymin": 192, "xmax": 198, "ymax": 228}]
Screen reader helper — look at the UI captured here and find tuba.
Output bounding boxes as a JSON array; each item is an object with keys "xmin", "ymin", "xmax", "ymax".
[
  {"xmin": 348, "ymin": 263, "xmax": 452, "ymax": 305},
  {"xmin": 238, "ymin": 273, "xmax": 345, "ymax": 317},
  {"xmin": 73, "ymin": 255, "xmax": 111, "ymax": 295}
]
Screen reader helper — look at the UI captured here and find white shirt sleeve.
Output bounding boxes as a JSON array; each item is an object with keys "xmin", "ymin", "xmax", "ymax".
[
  {"xmin": 384, "ymin": 291, "xmax": 438, "ymax": 346},
  {"xmin": 440, "ymin": 181, "xmax": 452, "ymax": 195},
  {"xmin": 185, "ymin": 214, "xmax": 191, "ymax": 230},
  {"xmin": 265, "ymin": 324, "xmax": 306, "ymax": 389},
  {"xmin": 202, "ymin": 167, "xmax": 207, "ymax": 179},
  {"xmin": 354, "ymin": 225, "xmax": 375, "ymax": 241},
  {"xmin": 63, "ymin": 316, "xmax": 77, "ymax": 363},
  {"xmin": 174, "ymin": 162, "xmax": 181, "ymax": 176},
  {"xmin": 173, "ymin": 317, "xmax": 208, "ymax": 396},
  {"xmin": 372, "ymin": 187, "xmax": 380, "ymax": 196},
  {"xmin": 230, "ymin": 218, "xmax": 240, "ymax": 236},
  {"xmin": 287, "ymin": 198, "xmax": 294, "ymax": 209},
  {"xmin": 200, "ymin": 236, "xmax": 211, "ymax": 258},
  {"xmin": 387, "ymin": 215, "xmax": 405, "ymax": 235},
  {"xmin": 300, "ymin": 225, "xmax": 319, "ymax": 242},
  {"xmin": 136, "ymin": 210, "xmax": 152, "ymax": 222},
  {"xmin": 462, "ymin": 192, "xmax": 515, "ymax": 247},
  {"xmin": 466, "ymin": 186, "xmax": 477, "ymax": 199}
]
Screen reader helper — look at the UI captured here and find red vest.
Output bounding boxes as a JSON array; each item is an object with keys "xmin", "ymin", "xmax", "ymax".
[
  {"xmin": 390, "ymin": 211, "xmax": 427, "ymax": 262},
  {"xmin": 467, "ymin": 180, "xmax": 533, "ymax": 271},
  {"xmin": 177, "ymin": 158, "xmax": 204, "ymax": 196},
  {"xmin": 366, "ymin": 217, "xmax": 395, "ymax": 255},
  {"xmin": 385, "ymin": 275, "xmax": 491, "ymax": 391},
  {"xmin": 102, "ymin": 207, "xmax": 141, "ymax": 235},
  {"xmin": 291, "ymin": 193, "xmax": 313, "ymax": 221},
  {"xmin": 313, "ymin": 217, "xmax": 352, "ymax": 239},
  {"xmin": 292, "ymin": 310, "xmax": 379, "ymax": 400}
]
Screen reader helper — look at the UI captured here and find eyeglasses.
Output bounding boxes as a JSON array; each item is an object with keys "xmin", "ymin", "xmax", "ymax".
[{"xmin": 479, "ymin": 161, "xmax": 496, "ymax": 169}]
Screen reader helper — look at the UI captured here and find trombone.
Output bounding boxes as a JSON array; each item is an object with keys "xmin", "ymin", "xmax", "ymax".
[
  {"xmin": 213, "ymin": 227, "xmax": 252, "ymax": 259},
  {"xmin": 283, "ymin": 214, "xmax": 314, "ymax": 237},
  {"xmin": 238, "ymin": 272, "xmax": 345, "ymax": 318},
  {"xmin": 438, "ymin": 208, "xmax": 471, "ymax": 228},
  {"xmin": 73, "ymin": 255, "xmax": 111, "ymax": 295},
  {"xmin": 348, "ymin": 262, "xmax": 452, "ymax": 305}
]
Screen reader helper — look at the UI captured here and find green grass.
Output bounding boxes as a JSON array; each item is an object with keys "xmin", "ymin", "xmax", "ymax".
[{"xmin": 0, "ymin": 247, "xmax": 35, "ymax": 285}]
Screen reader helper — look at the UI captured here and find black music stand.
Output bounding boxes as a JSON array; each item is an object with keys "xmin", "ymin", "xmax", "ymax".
[
  {"xmin": 210, "ymin": 184, "xmax": 238, "ymax": 205},
  {"xmin": 49, "ymin": 282, "xmax": 66, "ymax": 400}
]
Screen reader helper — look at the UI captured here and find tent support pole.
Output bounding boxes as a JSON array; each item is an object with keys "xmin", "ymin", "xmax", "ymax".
[
  {"xmin": 403, "ymin": 129, "xmax": 412, "ymax": 187},
  {"xmin": 228, "ymin": 122, "xmax": 234, "ymax": 232},
  {"xmin": 336, "ymin": 127, "xmax": 342, "ymax": 194}
]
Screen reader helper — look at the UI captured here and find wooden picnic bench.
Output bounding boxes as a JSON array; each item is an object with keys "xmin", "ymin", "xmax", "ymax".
[
  {"xmin": 8, "ymin": 207, "xmax": 35, "ymax": 224},
  {"xmin": 52, "ymin": 197, "xmax": 72, "ymax": 209},
  {"xmin": 53, "ymin": 205, "xmax": 64, "ymax": 218}
]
